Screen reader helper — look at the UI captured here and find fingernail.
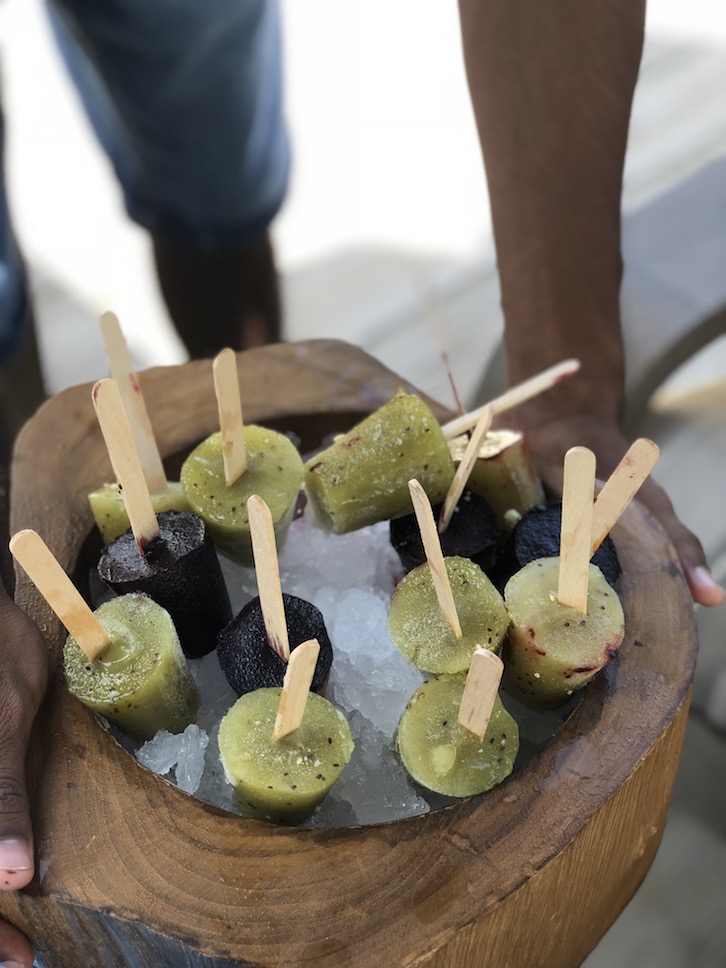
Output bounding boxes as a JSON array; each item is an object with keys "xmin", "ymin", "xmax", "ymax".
[
  {"xmin": 0, "ymin": 840, "xmax": 33, "ymax": 889},
  {"xmin": 691, "ymin": 566, "xmax": 726, "ymax": 606},
  {"xmin": 0, "ymin": 960, "xmax": 28, "ymax": 968},
  {"xmin": 0, "ymin": 840, "xmax": 32, "ymax": 874}
]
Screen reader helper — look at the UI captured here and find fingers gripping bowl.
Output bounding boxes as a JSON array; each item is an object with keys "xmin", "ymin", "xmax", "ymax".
[{"xmin": 4, "ymin": 340, "xmax": 696, "ymax": 968}]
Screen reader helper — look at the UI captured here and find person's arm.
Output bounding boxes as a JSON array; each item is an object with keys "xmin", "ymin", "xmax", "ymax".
[
  {"xmin": 0, "ymin": 583, "xmax": 48, "ymax": 892},
  {"xmin": 458, "ymin": 0, "xmax": 724, "ymax": 606}
]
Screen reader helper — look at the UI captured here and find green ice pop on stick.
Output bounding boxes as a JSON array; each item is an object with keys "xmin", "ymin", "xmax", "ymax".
[
  {"xmin": 502, "ymin": 447, "xmax": 628, "ymax": 709},
  {"xmin": 304, "ymin": 391, "xmax": 455, "ymax": 534},
  {"xmin": 10, "ymin": 529, "xmax": 198, "ymax": 740},
  {"xmin": 89, "ymin": 312, "xmax": 191, "ymax": 543},
  {"xmin": 388, "ymin": 480, "xmax": 508, "ymax": 674},
  {"xmin": 219, "ymin": 639, "xmax": 354, "ymax": 824},
  {"xmin": 181, "ymin": 348, "xmax": 304, "ymax": 565},
  {"xmin": 396, "ymin": 650, "xmax": 517, "ymax": 798}
]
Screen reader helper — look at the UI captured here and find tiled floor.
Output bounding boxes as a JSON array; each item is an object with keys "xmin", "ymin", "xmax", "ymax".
[{"xmin": 3, "ymin": 2, "xmax": 726, "ymax": 965}]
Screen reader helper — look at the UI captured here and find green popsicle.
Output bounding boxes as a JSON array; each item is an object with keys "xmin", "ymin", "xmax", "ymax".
[
  {"xmin": 502, "ymin": 556, "xmax": 625, "ymax": 709},
  {"xmin": 388, "ymin": 556, "xmax": 508, "ymax": 674},
  {"xmin": 89, "ymin": 480, "xmax": 191, "ymax": 544},
  {"xmin": 180, "ymin": 426, "xmax": 304, "ymax": 566},
  {"xmin": 64, "ymin": 592, "xmax": 200, "ymax": 741},
  {"xmin": 304, "ymin": 391, "xmax": 455, "ymax": 534},
  {"xmin": 448, "ymin": 429, "xmax": 544, "ymax": 527},
  {"xmin": 396, "ymin": 673, "xmax": 519, "ymax": 797},
  {"xmin": 218, "ymin": 688, "xmax": 354, "ymax": 825}
]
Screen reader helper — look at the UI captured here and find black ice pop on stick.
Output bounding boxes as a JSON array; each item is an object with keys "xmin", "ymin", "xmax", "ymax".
[
  {"xmin": 217, "ymin": 494, "xmax": 333, "ymax": 697},
  {"xmin": 93, "ymin": 378, "xmax": 232, "ymax": 658}
]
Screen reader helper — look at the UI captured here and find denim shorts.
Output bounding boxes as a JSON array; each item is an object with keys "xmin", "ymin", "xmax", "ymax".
[{"xmin": 0, "ymin": 0, "xmax": 290, "ymax": 360}]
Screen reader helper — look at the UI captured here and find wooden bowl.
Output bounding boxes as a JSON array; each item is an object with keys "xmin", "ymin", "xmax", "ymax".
[{"xmin": 1, "ymin": 340, "xmax": 696, "ymax": 967}]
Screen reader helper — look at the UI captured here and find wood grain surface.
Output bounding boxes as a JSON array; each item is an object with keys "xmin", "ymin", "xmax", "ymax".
[{"xmin": 0, "ymin": 340, "xmax": 697, "ymax": 967}]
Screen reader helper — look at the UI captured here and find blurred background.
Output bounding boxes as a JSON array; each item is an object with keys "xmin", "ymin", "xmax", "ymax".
[{"xmin": 0, "ymin": 1, "xmax": 725, "ymax": 964}]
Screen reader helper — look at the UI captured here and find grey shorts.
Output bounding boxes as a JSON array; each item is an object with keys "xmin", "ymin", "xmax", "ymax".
[{"xmin": 46, "ymin": 0, "xmax": 290, "ymax": 251}]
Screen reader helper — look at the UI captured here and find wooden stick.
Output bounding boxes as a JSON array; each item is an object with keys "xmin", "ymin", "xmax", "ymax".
[
  {"xmin": 272, "ymin": 639, "xmax": 320, "ymax": 741},
  {"xmin": 99, "ymin": 311, "xmax": 167, "ymax": 494},
  {"xmin": 442, "ymin": 359, "xmax": 581, "ymax": 438},
  {"xmin": 407, "ymin": 479, "xmax": 462, "ymax": 639},
  {"xmin": 439, "ymin": 404, "xmax": 493, "ymax": 532},
  {"xmin": 457, "ymin": 647, "xmax": 504, "ymax": 741},
  {"xmin": 92, "ymin": 379, "xmax": 161, "ymax": 554},
  {"xmin": 247, "ymin": 495, "xmax": 290, "ymax": 661},
  {"xmin": 591, "ymin": 438, "xmax": 660, "ymax": 552},
  {"xmin": 10, "ymin": 530, "xmax": 110, "ymax": 662},
  {"xmin": 213, "ymin": 348, "xmax": 247, "ymax": 486},
  {"xmin": 557, "ymin": 447, "xmax": 596, "ymax": 614}
]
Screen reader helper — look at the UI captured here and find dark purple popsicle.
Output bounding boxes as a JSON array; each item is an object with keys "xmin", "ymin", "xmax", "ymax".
[{"xmin": 98, "ymin": 510, "xmax": 232, "ymax": 658}]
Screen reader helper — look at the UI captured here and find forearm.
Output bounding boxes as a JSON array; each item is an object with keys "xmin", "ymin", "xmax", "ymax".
[{"xmin": 458, "ymin": 0, "xmax": 645, "ymax": 426}]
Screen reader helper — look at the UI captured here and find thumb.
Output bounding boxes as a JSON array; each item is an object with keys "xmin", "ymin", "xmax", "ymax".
[{"xmin": 0, "ymin": 596, "xmax": 49, "ymax": 891}]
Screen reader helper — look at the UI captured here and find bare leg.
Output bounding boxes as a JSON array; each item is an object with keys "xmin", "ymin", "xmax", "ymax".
[{"xmin": 152, "ymin": 231, "xmax": 282, "ymax": 358}]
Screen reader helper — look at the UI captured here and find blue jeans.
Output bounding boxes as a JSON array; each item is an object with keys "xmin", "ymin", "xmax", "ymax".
[{"xmin": 0, "ymin": 0, "xmax": 290, "ymax": 362}]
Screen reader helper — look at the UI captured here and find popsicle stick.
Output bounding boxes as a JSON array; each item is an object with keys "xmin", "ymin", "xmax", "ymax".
[
  {"xmin": 10, "ymin": 530, "xmax": 110, "ymax": 661},
  {"xmin": 407, "ymin": 479, "xmax": 462, "ymax": 639},
  {"xmin": 442, "ymin": 359, "xmax": 581, "ymax": 438},
  {"xmin": 99, "ymin": 311, "xmax": 167, "ymax": 494},
  {"xmin": 247, "ymin": 494, "xmax": 290, "ymax": 661},
  {"xmin": 591, "ymin": 438, "xmax": 660, "ymax": 552},
  {"xmin": 439, "ymin": 404, "xmax": 493, "ymax": 532},
  {"xmin": 457, "ymin": 647, "xmax": 504, "ymax": 741},
  {"xmin": 92, "ymin": 379, "xmax": 161, "ymax": 554},
  {"xmin": 557, "ymin": 446, "xmax": 596, "ymax": 614},
  {"xmin": 213, "ymin": 348, "xmax": 247, "ymax": 486},
  {"xmin": 272, "ymin": 639, "xmax": 320, "ymax": 741}
]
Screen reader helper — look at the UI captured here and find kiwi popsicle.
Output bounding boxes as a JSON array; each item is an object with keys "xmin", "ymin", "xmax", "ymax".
[
  {"xmin": 10, "ymin": 529, "xmax": 199, "ymax": 742},
  {"xmin": 396, "ymin": 672, "xmax": 518, "ymax": 798},
  {"xmin": 91, "ymin": 311, "xmax": 191, "ymax": 543},
  {"xmin": 389, "ymin": 555, "xmax": 508, "ymax": 673},
  {"xmin": 502, "ymin": 556, "xmax": 625, "ymax": 709},
  {"xmin": 389, "ymin": 480, "xmax": 508, "ymax": 675},
  {"xmin": 218, "ymin": 685, "xmax": 354, "ymax": 824},
  {"xmin": 180, "ymin": 349, "xmax": 304, "ymax": 566},
  {"xmin": 181, "ymin": 426, "xmax": 303, "ymax": 566},
  {"xmin": 448, "ymin": 429, "xmax": 544, "ymax": 526},
  {"xmin": 304, "ymin": 390, "xmax": 455, "ymax": 534},
  {"xmin": 89, "ymin": 481, "xmax": 191, "ymax": 545},
  {"xmin": 502, "ymin": 447, "xmax": 626, "ymax": 709},
  {"xmin": 500, "ymin": 439, "xmax": 659, "ymax": 709},
  {"xmin": 64, "ymin": 592, "xmax": 200, "ymax": 740}
]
